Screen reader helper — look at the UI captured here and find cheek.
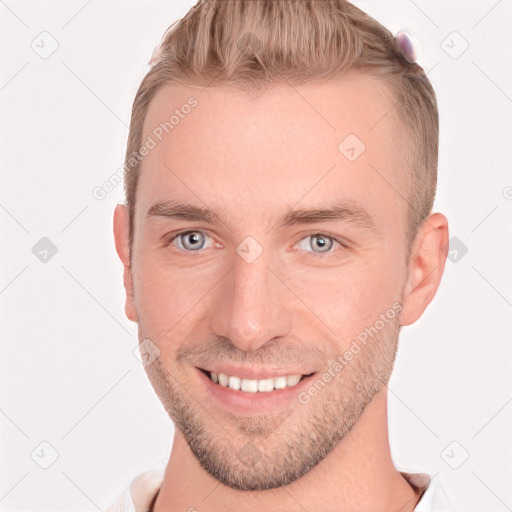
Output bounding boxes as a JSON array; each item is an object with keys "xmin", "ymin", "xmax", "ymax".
[
  {"xmin": 132, "ymin": 253, "xmax": 224, "ymax": 338},
  {"xmin": 283, "ymin": 252, "xmax": 404, "ymax": 345},
  {"xmin": 132, "ymin": 259, "xmax": 190, "ymax": 336}
]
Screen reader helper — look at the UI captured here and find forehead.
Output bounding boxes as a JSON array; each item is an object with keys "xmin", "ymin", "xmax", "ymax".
[{"xmin": 136, "ymin": 74, "xmax": 407, "ymax": 234}]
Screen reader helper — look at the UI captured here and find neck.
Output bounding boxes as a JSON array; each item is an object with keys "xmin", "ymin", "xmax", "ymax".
[{"xmin": 154, "ymin": 386, "xmax": 421, "ymax": 512}]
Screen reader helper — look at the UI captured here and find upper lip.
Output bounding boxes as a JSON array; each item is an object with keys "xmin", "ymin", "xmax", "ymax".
[{"xmin": 198, "ymin": 365, "xmax": 315, "ymax": 380}]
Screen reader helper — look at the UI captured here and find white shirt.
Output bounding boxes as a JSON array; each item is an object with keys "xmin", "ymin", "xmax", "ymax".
[{"xmin": 104, "ymin": 461, "xmax": 453, "ymax": 512}]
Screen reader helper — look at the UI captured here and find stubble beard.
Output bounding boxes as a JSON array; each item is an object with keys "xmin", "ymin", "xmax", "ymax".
[{"xmin": 141, "ymin": 317, "xmax": 400, "ymax": 491}]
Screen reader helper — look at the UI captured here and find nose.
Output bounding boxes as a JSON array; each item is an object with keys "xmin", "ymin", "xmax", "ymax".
[{"xmin": 209, "ymin": 249, "xmax": 292, "ymax": 353}]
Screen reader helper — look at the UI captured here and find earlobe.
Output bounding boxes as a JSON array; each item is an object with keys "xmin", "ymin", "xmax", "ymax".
[
  {"xmin": 113, "ymin": 204, "xmax": 138, "ymax": 323},
  {"xmin": 399, "ymin": 213, "xmax": 449, "ymax": 326}
]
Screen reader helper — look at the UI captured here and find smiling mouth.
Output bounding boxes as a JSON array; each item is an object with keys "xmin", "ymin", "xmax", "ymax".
[{"xmin": 198, "ymin": 368, "xmax": 315, "ymax": 393}]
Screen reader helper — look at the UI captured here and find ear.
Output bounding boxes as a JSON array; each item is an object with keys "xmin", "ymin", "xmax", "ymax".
[
  {"xmin": 113, "ymin": 204, "xmax": 138, "ymax": 323},
  {"xmin": 400, "ymin": 212, "xmax": 449, "ymax": 326}
]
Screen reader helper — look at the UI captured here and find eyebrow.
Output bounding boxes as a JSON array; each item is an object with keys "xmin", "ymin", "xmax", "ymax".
[{"xmin": 146, "ymin": 199, "xmax": 378, "ymax": 232}]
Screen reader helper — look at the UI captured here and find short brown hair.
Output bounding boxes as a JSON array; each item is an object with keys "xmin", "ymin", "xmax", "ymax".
[{"xmin": 123, "ymin": 0, "xmax": 439, "ymax": 261}]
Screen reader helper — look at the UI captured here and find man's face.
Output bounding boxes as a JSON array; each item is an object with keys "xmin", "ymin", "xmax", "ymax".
[{"xmin": 126, "ymin": 75, "xmax": 412, "ymax": 490}]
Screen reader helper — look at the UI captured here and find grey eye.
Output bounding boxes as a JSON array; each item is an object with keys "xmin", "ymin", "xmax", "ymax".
[
  {"xmin": 178, "ymin": 231, "xmax": 206, "ymax": 250},
  {"xmin": 309, "ymin": 234, "xmax": 334, "ymax": 252},
  {"xmin": 296, "ymin": 234, "xmax": 336, "ymax": 253}
]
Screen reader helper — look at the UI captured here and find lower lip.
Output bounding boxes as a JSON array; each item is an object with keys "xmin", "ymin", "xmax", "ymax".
[{"xmin": 196, "ymin": 367, "xmax": 316, "ymax": 415}]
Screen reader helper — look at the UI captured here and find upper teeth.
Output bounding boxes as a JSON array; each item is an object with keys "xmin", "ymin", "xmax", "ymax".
[{"xmin": 210, "ymin": 372, "xmax": 304, "ymax": 392}]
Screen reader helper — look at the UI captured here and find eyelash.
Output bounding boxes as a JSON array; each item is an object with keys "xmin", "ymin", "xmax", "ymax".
[{"xmin": 163, "ymin": 230, "xmax": 348, "ymax": 259}]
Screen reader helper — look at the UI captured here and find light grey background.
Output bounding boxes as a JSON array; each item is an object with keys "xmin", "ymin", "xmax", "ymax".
[{"xmin": 1, "ymin": 0, "xmax": 511, "ymax": 510}]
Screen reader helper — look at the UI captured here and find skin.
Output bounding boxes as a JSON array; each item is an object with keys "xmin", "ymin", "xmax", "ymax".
[{"xmin": 113, "ymin": 73, "xmax": 449, "ymax": 511}]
